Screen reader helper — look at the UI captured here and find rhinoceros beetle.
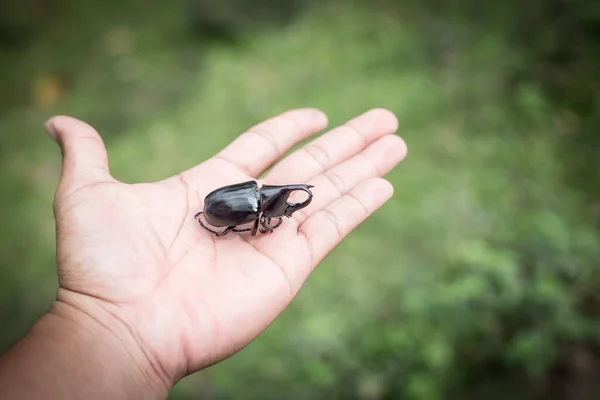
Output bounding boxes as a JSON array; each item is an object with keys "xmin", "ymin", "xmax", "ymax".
[{"xmin": 194, "ymin": 180, "xmax": 314, "ymax": 237}]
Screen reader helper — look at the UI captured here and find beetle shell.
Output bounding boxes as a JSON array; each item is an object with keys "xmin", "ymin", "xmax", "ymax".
[
  {"xmin": 195, "ymin": 180, "xmax": 314, "ymax": 236},
  {"xmin": 203, "ymin": 180, "xmax": 260, "ymax": 227}
]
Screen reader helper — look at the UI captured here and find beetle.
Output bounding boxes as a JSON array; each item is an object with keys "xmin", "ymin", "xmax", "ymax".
[{"xmin": 194, "ymin": 180, "xmax": 314, "ymax": 237}]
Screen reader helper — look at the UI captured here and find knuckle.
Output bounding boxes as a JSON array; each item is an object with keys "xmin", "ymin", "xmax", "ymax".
[
  {"xmin": 291, "ymin": 208, "xmax": 308, "ymax": 224},
  {"xmin": 323, "ymin": 170, "xmax": 347, "ymax": 195},
  {"xmin": 303, "ymin": 143, "xmax": 331, "ymax": 170},
  {"xmin": 347, "ymin": 191, "xmax": 370, "ymax": 216},
  {"xmin": 358, "ymin": 152, "xmax": 382, "ymax": 177},
  {"xmin": 322, "ymin": 208, "xmax": 345, "ymax": 239},
  {"xmin": 246, "ymin": 127, "xmax": 279, "ymax": 152},
  {"xmin": 279, "ymin": 113, "xmax": 304, "ymax": 132},
  {"xmin": 341, "ymin": 122, "xmax": 368, "ymax": 148}
]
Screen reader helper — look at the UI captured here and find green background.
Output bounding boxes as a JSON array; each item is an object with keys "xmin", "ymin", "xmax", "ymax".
[{"xmin": 1, "ymin": 0, "xmax": 599, "ymax": 398}]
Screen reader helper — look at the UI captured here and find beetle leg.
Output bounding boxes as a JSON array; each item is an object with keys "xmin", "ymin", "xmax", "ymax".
[
  {"xmin": 259, "ymin": 217, "xmax": 284, "ymax": 234},
  {"xmin": 196, "ymin": 212, "xmax": 237, "ymax": 236},
  {"xmin": 198, "ymin": 220, "xmax": 233, "ymax": 236},
  {"xmin": 215, "ymin": 226, "xmax": 237, "ymax": 236},
  {"xmin": 250, "ymin": 218, "xmax": 260, "ymax": 236},
  {"xmin": 259, "ymin": 215, "xmax": 274, "ymax": 235},
  {"xmin": 271, "ymin": 217, "xmax": 283, "ymax": 229},
  {"xmin": 259, "ymin": 217, "xmax": 273, "ymax": 233},
  {"xmin": 197, "ymin": 217, "xmax": 222, "ymax": 236},
  {"xmin": 232, "ymin": 227, "xmax": 251, "ymax": 233}
]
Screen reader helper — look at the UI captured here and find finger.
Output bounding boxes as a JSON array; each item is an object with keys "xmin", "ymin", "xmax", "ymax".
[
  {"xmin": 299, "ymin": 178, "xmax": 394, "ymax": 266},
  {"xmin": 266, "ymin": 108, "xmax": 398, "ymax": 184},
  {"xmin": 290, "ymin": 134, "xmax": 406, "ymax": 225},
  {"xmin": 45, "ymin": 116, "xmax": 112, "ymax": 185},
  {"xmin": 213, "ymin": 108, "xmax": 328, "ymax": 178}
]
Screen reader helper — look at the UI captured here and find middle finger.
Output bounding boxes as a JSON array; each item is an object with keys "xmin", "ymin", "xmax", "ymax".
[
  {"xmin": 288, "ymin": 133, "xmax": 407, "ymax": 225},
  {"xmin": 266, "ymin": 108, "xmax": 399, "ymax": 184}
]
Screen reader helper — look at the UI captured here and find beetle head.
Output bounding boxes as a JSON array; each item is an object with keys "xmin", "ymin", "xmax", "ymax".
[{"xmin": 260, "ymin": 184, "xmax": 314, "ymax": 218}]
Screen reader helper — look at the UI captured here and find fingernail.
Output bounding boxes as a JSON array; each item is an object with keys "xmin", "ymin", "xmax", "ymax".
[{"xmin": 44, "ymin": 120, "xmax": 57, "ymax": 140}]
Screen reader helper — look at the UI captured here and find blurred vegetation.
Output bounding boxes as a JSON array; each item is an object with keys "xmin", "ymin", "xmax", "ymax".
[{"xmin": 1, "ymin": 0, "xmax": 599, "ymax": 399}]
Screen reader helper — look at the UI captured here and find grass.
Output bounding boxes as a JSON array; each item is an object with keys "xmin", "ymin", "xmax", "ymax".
[{"xmin": 1, "ymin": 2, "xmax": 597, "ymax": 399}]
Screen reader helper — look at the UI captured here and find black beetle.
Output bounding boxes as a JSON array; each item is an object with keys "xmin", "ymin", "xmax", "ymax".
[{"xmin": 194, "ymin": 180, "xmax": 314, "ymax": 236}]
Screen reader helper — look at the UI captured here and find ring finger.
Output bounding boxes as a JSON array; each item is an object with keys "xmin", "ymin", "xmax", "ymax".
[{"xmin": 289, "ymin": 133, "xmax": 407, "ymax": 225}]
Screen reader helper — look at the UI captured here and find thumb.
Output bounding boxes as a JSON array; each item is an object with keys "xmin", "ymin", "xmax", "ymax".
[{"xmin": 45, "ymin": 116, "xmax": 113, "ymax": 187}]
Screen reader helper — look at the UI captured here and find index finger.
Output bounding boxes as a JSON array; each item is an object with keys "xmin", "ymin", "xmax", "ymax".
[{"xmin": 213, "ymin": 108, "xmax": 328, "ymax": 178}]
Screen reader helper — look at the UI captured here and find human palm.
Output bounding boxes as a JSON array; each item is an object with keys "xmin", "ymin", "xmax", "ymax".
[{"xmin": 47, "ymin": 108, "xmax": 406, "ymax": 386}]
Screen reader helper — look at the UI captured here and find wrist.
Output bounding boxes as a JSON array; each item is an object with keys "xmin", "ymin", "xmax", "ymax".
[{"xmin": 0, "ymin": 296, "xmax": 172, "ymax": 399}]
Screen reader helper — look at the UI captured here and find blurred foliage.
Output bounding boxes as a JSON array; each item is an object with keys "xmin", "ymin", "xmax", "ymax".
[{"xmin": 1, "ymin": 0, "xmax": 599, "ymax": 399}]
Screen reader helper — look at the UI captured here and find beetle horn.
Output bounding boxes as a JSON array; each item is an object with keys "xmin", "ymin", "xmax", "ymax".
[{"xmin": 283, "ymin": 185, "xmax": 314, "ymax": 217}]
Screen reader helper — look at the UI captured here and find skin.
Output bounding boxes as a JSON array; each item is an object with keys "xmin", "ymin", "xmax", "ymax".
[{"xmin": 0, "ymin": 108, "xmax": 407, "ymax": 399}]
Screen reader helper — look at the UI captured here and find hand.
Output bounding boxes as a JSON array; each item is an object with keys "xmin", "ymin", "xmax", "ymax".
[{"xmin": 25, "ymin": 109, "xmax": 406, "ymax": 396}]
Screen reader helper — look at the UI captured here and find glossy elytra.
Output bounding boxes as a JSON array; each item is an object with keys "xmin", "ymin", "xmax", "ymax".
[{"xmin": 194, "ymin": 180, "xmax": 314, "ymax": 236}]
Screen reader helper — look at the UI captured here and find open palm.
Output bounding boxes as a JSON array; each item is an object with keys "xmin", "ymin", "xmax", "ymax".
[{"xmin": 47, "ymin": 108, "xmax": 406, "ymax": 386}]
